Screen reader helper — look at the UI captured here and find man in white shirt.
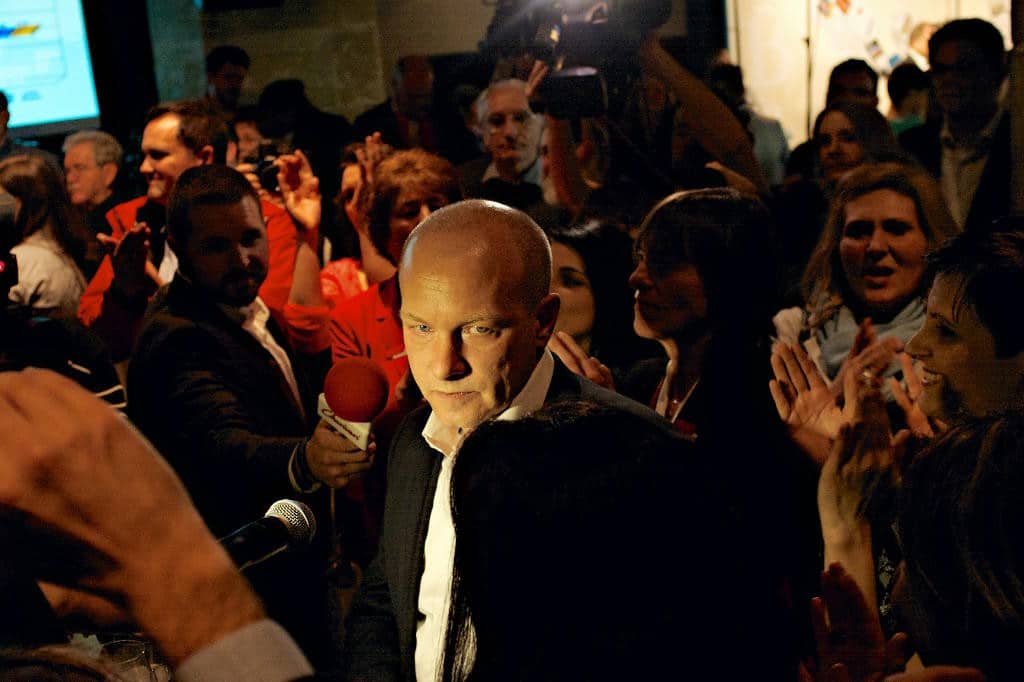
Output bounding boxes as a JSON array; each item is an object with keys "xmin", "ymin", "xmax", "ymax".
[
  {"xmin": 899, "ymin": 18, "xmax": 1010, "ymax": 232},
  {"xmin": 128, "ymin": 165, "xmax": 369, "ymax": 671},
  {"xmin": 344, "ymin": 200, "xmax": 662, "ymax": 681}
]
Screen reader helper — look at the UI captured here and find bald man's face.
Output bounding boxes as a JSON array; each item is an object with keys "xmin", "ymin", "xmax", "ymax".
[{"xmin": 399, "ymin": 229, "xmax": 557, "ymax": 443}]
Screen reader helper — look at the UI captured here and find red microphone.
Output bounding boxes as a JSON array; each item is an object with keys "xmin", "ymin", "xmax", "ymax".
[{"xmin": 318, "ymin": 357, "xmax": 390, "ymax": 449}]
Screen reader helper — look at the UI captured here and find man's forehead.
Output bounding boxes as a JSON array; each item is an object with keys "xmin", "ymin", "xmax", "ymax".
[
  {"xmin": 400, "ymin": 267, "xmax": 525, "ymax": 320},
  {"xmin": 190, "ymin": 198, "xmax": 263, "ymax": 232},
  {"xmin": 216, "ymin": 63, "xmax": 247, "ymax": 77},
  {"xmin": 488, "ymin": 87, "xmax": 529, "ymax": 111},
  {"xmin": 66, "ymin": 142, "xmax": 95, "ymax": 161},
  {"xmin": 144, "ymin": 114, "xmax": 183, "ymax": 142}
]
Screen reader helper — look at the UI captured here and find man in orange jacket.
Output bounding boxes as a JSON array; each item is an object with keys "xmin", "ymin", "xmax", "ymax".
[{"xmin": 78, "ymin": 99, "xmax": 327, "ymax": 360}]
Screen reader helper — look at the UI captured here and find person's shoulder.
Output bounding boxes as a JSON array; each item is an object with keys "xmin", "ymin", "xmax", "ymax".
[
  {"xmin": 259, "ymin": 197, "xmax": 288, "ymax": 218},
  {"xmin": 330, "ymin": 280, "xmax": 383, "ymax": 325},
  {"xmin": 392, "ymin": 402, "xmax": 432, "ymax": 444},
  {"xmin": 353, "ymin": 100, "xmax": 392, "ymax": 129},
  {"xmin": 615, "ymin": 357, "xmax": 664, "ymax": 405},
  {"xmin": 550, "ymin": 360, "xmax": 667, "ymax": 428},
  {"xmin": 10, "ymin": 240, "xmax": 63, "ymax": 265},
  {"xmin": 772, "ymin": 306, "xmax": 807, "ymax": 344},
  {"xmin": 321, "ymin": 258, "xmax": 367, "ymax": 304},
  {"xmin": 106, "ymin": 196, "xmax": 148, "ymax": 235},
  {"xmin": 137, "ymin": 284, "xmax": 206, "ymax": 344}
]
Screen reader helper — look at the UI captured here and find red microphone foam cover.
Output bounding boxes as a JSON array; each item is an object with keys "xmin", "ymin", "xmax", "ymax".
[{"xmin": 323, "ymin": 357, "xmax": 391, "ymax": 423}]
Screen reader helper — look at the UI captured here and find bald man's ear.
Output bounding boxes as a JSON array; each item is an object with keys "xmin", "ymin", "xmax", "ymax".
[{"xmin": 534, "ymin": 292, "xmax": 560, "ymax": 346}]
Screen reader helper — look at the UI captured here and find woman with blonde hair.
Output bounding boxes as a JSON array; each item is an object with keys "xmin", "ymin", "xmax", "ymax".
[{"xmin": 774, "ymin": 162, "xmax": 959, "ymax": 385}]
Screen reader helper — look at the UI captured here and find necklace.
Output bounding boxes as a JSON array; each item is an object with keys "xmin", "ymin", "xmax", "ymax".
[{"xmin": 656, "ymin": 374, "xmax": 700, "ymax": 422}]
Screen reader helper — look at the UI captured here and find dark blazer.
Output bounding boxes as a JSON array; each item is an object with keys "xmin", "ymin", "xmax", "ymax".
[
  {"xmin": 128, "ymin": 277, "xmax": 325, "ymax": 536},
  {"xmin": 343, "ymin": 358, "xmax": 678, "ymax": 681},
  {"xmin": 128, "ymin": 277, "xmax": 337, "ymax": 669},
  {"xmin": 899, "ymin": 112, "xmax": 1012, "ymax": 233}
]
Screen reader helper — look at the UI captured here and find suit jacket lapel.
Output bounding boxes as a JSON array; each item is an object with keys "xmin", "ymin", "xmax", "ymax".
[{"xmin": 166, "ymin": 278, "xmax": 309, "ymax": 428}]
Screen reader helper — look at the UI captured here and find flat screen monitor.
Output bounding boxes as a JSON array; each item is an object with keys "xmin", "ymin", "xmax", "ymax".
[{"xmin": 0, "ymin": 0, "xmax": 100, "ymax": 138}]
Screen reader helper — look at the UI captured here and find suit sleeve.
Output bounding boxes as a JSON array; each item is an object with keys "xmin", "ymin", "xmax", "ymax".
[
  {"xmin": 329, "ymin": 297, "xmax": 367, "ymax": 365},
  {"xmin": 262, "ymin": 202, "xmax": 330, "ymax": 354}
]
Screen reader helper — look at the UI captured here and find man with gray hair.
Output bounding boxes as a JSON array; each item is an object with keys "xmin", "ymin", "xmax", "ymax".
[
  {"xmin": 458, "ymin": 79, "xmax": 544, "ymax": 211},
  {"xmin": 62, "ymin": 129, "xmax": 123, "ymax": 234}
]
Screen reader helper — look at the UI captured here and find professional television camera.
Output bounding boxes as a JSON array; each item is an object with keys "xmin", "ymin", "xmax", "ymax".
[{"xmin": 481, "ymin": 0, "xmax": 672, "ymax": 118}]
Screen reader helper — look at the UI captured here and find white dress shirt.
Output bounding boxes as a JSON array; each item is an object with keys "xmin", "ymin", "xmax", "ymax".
[
  {"xmin": 940, "ymin": 108, "xmax": 1002, "ymax": 228},
  {"xmin": 414, "ymin": 350, "xmax": 555, "ymax": 681},
  {"xmin": 231, "ymin": 296, "xmax": 304, "ymax": 419}
]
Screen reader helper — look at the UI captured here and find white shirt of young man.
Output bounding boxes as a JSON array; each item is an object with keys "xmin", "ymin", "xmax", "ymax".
[
  {"xmin": 940, "ymin": 108, "xmax": 1002, "ymax": 228},
  {"xmin": 218, "ymin": 295, "xmax": 304, "ymax": 418},
  {"xmin": 414, "ymin": 350, "xmax": 555, "ymax": 681}
]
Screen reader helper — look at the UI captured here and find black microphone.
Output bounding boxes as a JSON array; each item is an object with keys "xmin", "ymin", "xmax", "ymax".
[{"xmin": 219, "ymin": 500, "xmax": 317, "ymax": 572}]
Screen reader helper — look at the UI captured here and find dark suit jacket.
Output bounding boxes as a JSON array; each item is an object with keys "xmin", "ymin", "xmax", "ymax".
[
  {"xmin": 899, "ymin": 112, "xmax": 1012, "ymax": 233},
  {"xmin": 128, "ymin": 277, "xmax": 336, "ymax": 669},
  {"xmin": 128, "ymin": 277, "xmax": 325, "ymax": 536},
  {"xmin": 343, "ymin": 358, "xmax": 679, "ymax": 681}
]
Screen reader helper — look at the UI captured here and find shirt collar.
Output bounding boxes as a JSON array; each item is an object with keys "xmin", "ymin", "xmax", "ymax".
[
  {"xmin": 421, "ymin": 349, "xmax": 555, "ymax": 457},
  {"xmin": 481, "ymin": 156, "xmax": 542, "ymax": 186},
  {"xmin": 218, "ymin": 295, "xmax": 269, "ymax": 327},
  {"xmin": 940, "ymin": 107, "xmax": 1002, "ymax": 151}
]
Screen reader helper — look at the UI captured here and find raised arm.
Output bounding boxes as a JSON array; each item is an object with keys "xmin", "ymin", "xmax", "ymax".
[
  {"xmin": 638, "ymin": 33, "xmax": 768, "ymax": 193},
  {"xmin": 0, "ymin": 369, "xmax": 309, "ymax": 673}
]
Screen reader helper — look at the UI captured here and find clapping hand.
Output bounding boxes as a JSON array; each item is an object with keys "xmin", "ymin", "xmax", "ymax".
[
  {"xmin": 832, "ymin": 319, "xmax": 903, "ymax": 403},
  {"xmin": 817, "ymin": 368, "xmax": 900, "ymax": 608},
  {"xmin": 770, "ymin": 342, "xmax": 851, "ymax": 462},
  {"xmin": 98, "ymin": 222, "xmax": 163, "ymax": 300},
  {"xmin": 811, "ymin": 562, "xmax": 909, "ymax": 682}
]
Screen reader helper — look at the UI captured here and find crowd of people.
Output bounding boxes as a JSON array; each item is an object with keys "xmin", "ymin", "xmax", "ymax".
[{"xmin": 0, "ymin": 14, "xmax": 1021, "ymax": 681}]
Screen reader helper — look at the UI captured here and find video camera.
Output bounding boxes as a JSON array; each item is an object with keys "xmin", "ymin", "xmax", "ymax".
[{"xmin": 482, "ymin": 0, "xmax": 672, "ymax": 118}]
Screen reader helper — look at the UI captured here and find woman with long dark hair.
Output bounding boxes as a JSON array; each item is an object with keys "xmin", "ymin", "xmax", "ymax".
[{"xmin": 0, "ymin": 154, "xmax": 86, "ymax": 318}]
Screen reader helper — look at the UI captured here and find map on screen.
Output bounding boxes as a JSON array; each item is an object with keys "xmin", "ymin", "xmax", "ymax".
[{"xmin": 0, "ymin": 0, "xmax": 100, "ymax": 137}]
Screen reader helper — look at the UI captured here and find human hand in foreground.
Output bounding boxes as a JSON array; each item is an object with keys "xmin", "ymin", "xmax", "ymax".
[
  {"xmin": 549, "ymin": 331, "xmax": 615, "ymax": 391},
  {"xmin": 812, "ymin": 562, "xmax": 908, "ymax": 682},
  {"xmin": 306, "ymin": 419, "xmax": 376, "ymax": 488},
  {"xmin": 0, "ymin": 369, "xmax": 264, "ymax": 665}
]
